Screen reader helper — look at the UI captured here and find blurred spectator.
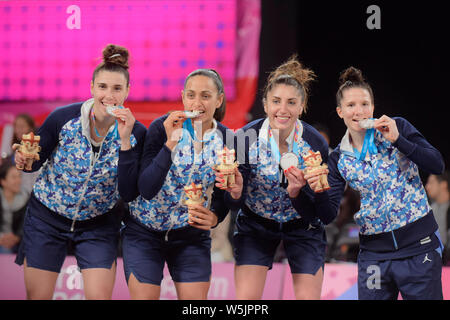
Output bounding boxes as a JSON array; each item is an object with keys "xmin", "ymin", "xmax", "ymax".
[
  {"xmin": 312, "ymin": 123, "xmax": 333, "ymax": 153},
  {"xmin": 326, "ymin": 185, "xmax": 361, "ymax": 263},
  {"xmin": 425, "ymin": 171, "xmax": 450, "ymax": 265},
  {"xmin": 228, "ymin": 209, "xmax": 238, "ymax": 249},
  {"xmin": 1, "ymin": 113, "xmax": 36, "ymax": 160},
  {"xmin": 0, "ymin": 160, "xmax": 29, "ymax": 254},
  {"xmin": 0, "ymin": 113, "xmax": 40, "ymax": 195}
]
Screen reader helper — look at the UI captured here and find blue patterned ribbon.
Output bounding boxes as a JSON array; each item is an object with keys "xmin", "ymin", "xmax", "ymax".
[
  {"xmin": 354, "ymin": 126, "xmax": 378, "ymax": 160},
  {"xmin": 268, "ymin": 121, "xmax": 300, "ymax": 163},
  {"xmin": 91, "ymin": 106, "xmax": 123, "ymax": 139},
  {"xmin": 183, "ymin": 118, "xmax": 206, "ymax": 143}
]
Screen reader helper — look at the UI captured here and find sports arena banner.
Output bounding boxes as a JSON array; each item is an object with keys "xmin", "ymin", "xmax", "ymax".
[
  {"xmin": 0, "ymin": 0, "xmax": 260, "ymax": 147},
  {"xmin": 1, "ymin": 255, "xmax": 449, "ymax": 300}
]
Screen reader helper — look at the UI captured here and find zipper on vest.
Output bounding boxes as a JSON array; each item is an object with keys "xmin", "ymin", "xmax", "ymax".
[
  {"xmin": 391, "ymin": 231, "xmax": 399, "ymax": 250},
  {"xmin": 70, "ymin": 218, "xmax": 76, "ymax": 232},
  {"xmin": 164, "ymin": 227, "xmax": 172, "ymax": 242},
  {"xmin": 70, "ymin": 149, "xmax": 100, "ymax": 232}
]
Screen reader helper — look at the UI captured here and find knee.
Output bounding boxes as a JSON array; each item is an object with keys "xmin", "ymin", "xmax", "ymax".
[
  {"xmin": 26, "ymin": 289, "xmax": 54, "ymax": 300},
  {"xmin": 236, "ymin": 288, "xmax": 263, "ymax": 300},
  {"xmin": 84, "ymin": 290, "xmax": 112, "ymax": 300},
  {"xmin": 294, "ymin": 289, "xmax": 321, "ymax": 300}
]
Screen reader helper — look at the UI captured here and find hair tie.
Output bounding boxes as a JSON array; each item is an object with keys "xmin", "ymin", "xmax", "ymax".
[
  {"xmin": 109, "ymin": 53, "xmax": 121, "ymax": 59},
  {"xmin": 275, "ymin": 74, "xmax": 295, "ymax": 82}
]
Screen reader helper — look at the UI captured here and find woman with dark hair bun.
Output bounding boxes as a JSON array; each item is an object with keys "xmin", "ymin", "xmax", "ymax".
[
  {"xmin": 328, "ymin": 66, "xmax": 445, "ymax": 299},
  {"xmin": 13, "ymin": 44, "xmax": 147, "ymax": 299}
]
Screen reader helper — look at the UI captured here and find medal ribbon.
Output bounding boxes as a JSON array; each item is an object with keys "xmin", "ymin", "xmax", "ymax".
[
  {"xmin": 268, "ymin": 121, "xmax": 300, "ymax": 163},
  {"xmin": 354, "ymin": 126, "xmax": 378, "ymax": 160},
  {"xmin": 183, "ymin": 118, "xmax": 206, "ymax": 143},
  {"xmin": 90, "ymin": 106, "xmax": 123, "ymax": 139}
]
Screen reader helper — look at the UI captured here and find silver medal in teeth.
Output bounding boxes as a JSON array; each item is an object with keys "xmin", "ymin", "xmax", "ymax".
[
  {"xmin": 359, "ymin": 118, "xmax": 376, "ymax": 129},
  {"xmin": 184, "ymin": 110, "xmax": 201, "ymax": 118},
  {"xmin": 106, "ymin": 105, "xmax": 119, "ymax": 116}
]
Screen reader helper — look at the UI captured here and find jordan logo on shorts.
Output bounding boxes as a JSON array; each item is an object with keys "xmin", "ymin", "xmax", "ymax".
[{"xmin": 422, "ymin": 253, "xmax": 432, "ymax": 263}]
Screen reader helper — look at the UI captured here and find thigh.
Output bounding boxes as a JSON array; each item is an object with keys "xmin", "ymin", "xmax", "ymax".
[
  {"xmin": 121, "ymin": 222, "xmax": 165, "ymax": 286},
  {"xmin": 16, "ymin": 210, "xmax": 68, "ymax": 273},
  {"xmin": 292, "ymin": 267, "xmax": 324, "ymax": 300},
  {"xmin": 81, "ymin": 262, "xmax": 116, "ymax": 300},
  {"xmin": 233, "ymin": 214, "xmax": 280, "ymax": 269},
  {"xmin": 23, "ymin": 258, "xmax": 59, "ymax": 300},
  {"xmin": 234, "ymin": 264, "xmax": 269, "ymax": 300},
  {"xmin": 357, "ymin": 258, "xmax": 398, "ymax": 300},
  {"xmin": 395, "ymin": 250, "xmax": 443, "ymax": 300},
  {"xmin": 127, "ymin": 273, "xmax": 161, "ymax": 300},
  {"xmin": 174, "ymin": 281, "xmax": 210, "ymax": 300}
]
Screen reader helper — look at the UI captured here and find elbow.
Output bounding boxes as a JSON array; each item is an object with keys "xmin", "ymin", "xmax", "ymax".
[
  {"xmin": 430, "ymin": 150, "xmax": 445, "ymax": 175},
  {"xmin": 320, "ymin": 213, "xmax": 337, "ymax": 225},
  {"xmin": 428, "ymin": 157, "xmax": 445, "ymax": 175},
  {"xmin": 138, "ymin": 178, "xmax": 158, "ymax": 201},
  {"xmin": 137, "ymin": 176, "xmax": 151, "ymax": 200},
  {"xmin": 118, "ymin": 183, "xmax": 139, "ymax": 202},
  {"xmin": 436, "ymin": 160, "xmax": 445, "ymax": 175},
  {"xmin": 139, "ymin": 189, "xmax": 154, "ymax": 201},
  {"xmin": 319, "ymin": 206, "xmax": 339, "ymax": 225},
  {"xmin": 120, "ymin": 192, "xmax": 138, "ymax": 203}
]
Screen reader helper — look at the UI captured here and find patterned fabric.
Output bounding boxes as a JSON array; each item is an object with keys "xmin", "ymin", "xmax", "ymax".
[
  {"xmin": 244, "ymin": 119, "xmax": 316, "ymax": 223},
  {"xmin": 129, "ymin": 125, "xmax": 225, "ymax": 231},
  {"xmin": 33, "ymin": 100, "xmax": 138, "ymax": 220},
  {"xmin": 337, "ymin": 130, "xmax": 431, "ymax": 235}
]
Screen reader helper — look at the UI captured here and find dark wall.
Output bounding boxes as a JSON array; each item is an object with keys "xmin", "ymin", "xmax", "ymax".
[{"xmin": 251, "ymin": 0, "xmax": 449, "ymax": 171}]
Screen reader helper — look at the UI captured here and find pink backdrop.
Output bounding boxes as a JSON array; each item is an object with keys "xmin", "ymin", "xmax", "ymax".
[
  {"xmin": 0, "ymin": 0, "xmax": 260, "ymax": 142},
  {"xmin": 1, "ymin": 255, "xmax": 449, "ymax": 300},
  {"xmin": 0, "ymin": 0, "xmax": 236, "ymax": 101}
]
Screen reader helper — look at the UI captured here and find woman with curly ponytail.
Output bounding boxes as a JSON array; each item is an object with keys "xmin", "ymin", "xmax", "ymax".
[{"xmin": 231, "ymin": 55, "xmax": 337, "ymax": 299}]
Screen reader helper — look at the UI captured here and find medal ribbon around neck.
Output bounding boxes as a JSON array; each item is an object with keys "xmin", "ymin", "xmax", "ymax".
[
  {"xmin": 90, "ymin": 106, "xmax": 122, "ymax": 139},
  {"xmin": 268, "ymin": 120, "xmax": 301, "ymax": 163},
  {"xmin": 177, "ymin": 118, "xmax": 216, "ymax": 189},
  {"xmin": 183, "ymin": 118, "xmax": 206, "ymax": 143},
  {"xmin": 354, "ymin": 123, "xmax": 378, "ymax": 160}
]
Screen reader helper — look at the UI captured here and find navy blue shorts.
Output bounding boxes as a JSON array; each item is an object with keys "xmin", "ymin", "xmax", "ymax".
[
  {"xmin": 233, "ymin": 211, "xmax": 326, "ymax": 275},
  {"xmin": 15, "ymin": 207, "xmax": 120, "ymax": 273},
  {"xmin": 121, "ymin": 216, "xmax": 212, "ymax": 285},
  {"xmin": 357, "ymin": 249, "xmax": 443, "ymax": 300}
]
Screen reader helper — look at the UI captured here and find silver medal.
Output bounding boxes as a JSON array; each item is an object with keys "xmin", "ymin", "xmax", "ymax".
[
  {"xmin": 106, "ymin": 105, "xmax": 120, "ymax": 116},
  {"xmin": 184, "ymin": 110, "xmax": 201, "ymax": 118},
  {"xmin": 280, "ymin": 152, "xmax": 299, "ymax": 171},
  {"xmin": 358, "ymin": 118, "xmax": 376, "ymax": 129}
]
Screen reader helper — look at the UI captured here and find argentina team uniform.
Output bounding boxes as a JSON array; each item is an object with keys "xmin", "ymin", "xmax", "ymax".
[
  {"xmin": 232, "ymin": 118, "xmax": 339, "ymax": 275},
  {"xmin": 15, "ymin": 99, "xmax": 147, "ymax": 272},
  {"xmin": 119, "ymin": 114, "xmax": 236, "ymax": 285},
  {"xmin": 327, "ymin": 117, "xmax": 445, "ymax": 299}
]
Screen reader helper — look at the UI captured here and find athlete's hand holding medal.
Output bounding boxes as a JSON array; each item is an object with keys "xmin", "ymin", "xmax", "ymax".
[{"xmin": 281, "ymin": 150, "xmax": 330, "ymax": 197}]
